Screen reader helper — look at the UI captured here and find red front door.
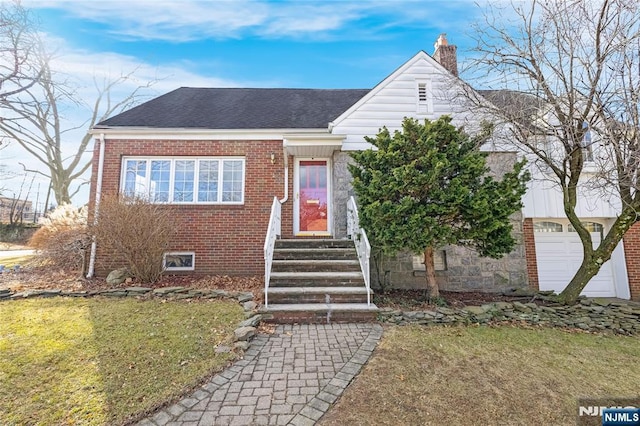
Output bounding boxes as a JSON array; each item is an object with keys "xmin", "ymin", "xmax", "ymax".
[{"xmin": 298, "ymin": 160, "xmax": 328, "ymax": 232}]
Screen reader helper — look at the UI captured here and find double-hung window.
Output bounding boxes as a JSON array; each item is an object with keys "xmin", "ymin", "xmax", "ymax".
[
  {"xmin": 581, "ymin": 121, "xmax": 594, "ymax": 162},
  {"xmin": 122, "ymin": 157, "xmax": 245, "ymax": 204}
]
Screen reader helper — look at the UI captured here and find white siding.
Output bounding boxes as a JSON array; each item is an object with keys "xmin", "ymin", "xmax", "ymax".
[
  {"xmin": 522, "ymin": 167, "xmax": 621, "ymax": 218},
  {"xmin": 331, "ymin": 52, "xmax": 477, "ymax": 151}
]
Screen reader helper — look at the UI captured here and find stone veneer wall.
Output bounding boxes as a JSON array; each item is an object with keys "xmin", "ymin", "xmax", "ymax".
[
  {"xmin": 332, "ymin": 151, "xmax": 356, "ymax": 239},
  {"xmin": 335, "ymin": 150, "xmax": 529, "ymax": 293}
]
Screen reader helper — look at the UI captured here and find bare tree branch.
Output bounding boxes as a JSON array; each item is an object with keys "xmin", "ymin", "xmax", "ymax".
[
  {"xmin": 463, "ymin": 0, "xmax": 640, "ymax": 302},
  {"xmin": 0, "ymin": 1, "xmax": 46, "ymax": 100},
  {"xmin": 0, "ymin": 43, "xmax": 156, "ymax": 204}
]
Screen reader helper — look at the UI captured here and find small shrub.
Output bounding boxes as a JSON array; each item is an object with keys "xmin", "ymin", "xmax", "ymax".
[
  {"xmin": 29, "ymin": 204, "xmax": 90, "ymax": 272},
  {"xmin": 91, "ymin": 195, "xmax": 177, "ymax": 283}
]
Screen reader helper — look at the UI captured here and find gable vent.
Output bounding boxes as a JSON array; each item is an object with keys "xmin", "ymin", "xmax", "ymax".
[
  {"xmin": 418, "ymin": 83, "xmax": 427, "ymax": 102},
  {"xmin": 416, "ymin": 80, "xmax": 432, "ymax": 114}
]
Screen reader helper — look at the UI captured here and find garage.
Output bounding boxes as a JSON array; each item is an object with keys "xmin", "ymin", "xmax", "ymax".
[{"xmin": 533, "ymin": 220, "xmax": 617, "ymax": 297}]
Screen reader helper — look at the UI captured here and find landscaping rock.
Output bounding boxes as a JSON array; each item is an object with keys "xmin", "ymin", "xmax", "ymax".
[
  {"xmin": 234, "ymin": 341, "xmax": 251, "ymax": 351},
  {"xmin": 513, "ymin": 302, "xmax": 532, "ymax": 313},
  {"xmin": 463, "ymin": 306, "xmax": 487, "ymax": 315},
  {"xmin": 215, "ymin": 345, "xmax": 231, "ymax": 354},
  {"xmin": 103, "ymin": 291, "xmax": 127, "ymax": 297},
  {"xmin": 238, "ymin": 315, "xmax": 262, "ymax": 328},
  {"xmin": 234, "ymin": 326, "xmax": 256, "ymax": 342},
  {"xmin": 125, "ymin": 287, "xmax": 152, "ymax": 293},
  {"xmin": 237, "ymin": 293, "xmax": 254, "ymax": 303},
  {"xmin": 378, "ymin": 299, "xmax": 640, "ymax": 336},
  {"xmin": 508, "ymin": 288, "xmax": 536, "ymax": 297},
  {"xmin": 152, "ymin": 286, "xmax": 186, "ymax": 295},
  {"xmin": 493, "ymin": 302, "xmax": 513, "ymax": 310},
  {"xmin": 106, "ymin": 268, "xmax": 130, "ymax": 285},
  {"xmin": 243, "ymin": 301, "xmax": 258, "ymax": 311}
]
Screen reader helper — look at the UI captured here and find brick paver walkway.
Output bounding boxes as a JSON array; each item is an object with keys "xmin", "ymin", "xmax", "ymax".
[{"xmin": 138, "ymin": 323, "xmax": 383, "ymax": 426}]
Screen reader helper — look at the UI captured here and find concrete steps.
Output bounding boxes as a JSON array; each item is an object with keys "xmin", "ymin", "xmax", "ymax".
[
  {"xmin": 269, "ymin": 272, "xmax": 365, "ymax": 287},
  {"xmin": 262, "ymin": 303, "xmax": 379, "ymax": 324},
  {"xmin": 262, "ymin": 239, "xmax": 378, "ymax": 324},
  {"xmin": 271, "ymin": 259, "xmax": 361, "ymax": 273}
]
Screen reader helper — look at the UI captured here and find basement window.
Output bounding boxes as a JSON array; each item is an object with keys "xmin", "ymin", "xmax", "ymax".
[
  {"xmin": 163, "ymin": 252, "xmax": 195, "ymax": 271},
  {"xmin": 412, "ymin": 251, "xmax": 447, "ymax": 271}
]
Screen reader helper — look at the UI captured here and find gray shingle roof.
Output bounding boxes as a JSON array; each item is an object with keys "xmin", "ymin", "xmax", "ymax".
[{"xmin": 97, "ymin": 87, "xmax": 370, "ymax": 129}]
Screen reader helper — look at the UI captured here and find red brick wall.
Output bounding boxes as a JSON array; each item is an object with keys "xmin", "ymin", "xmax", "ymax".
[
  {"xmin": 88, "ymin": 137, "xmax": 290, "ymax": 277},
  {"xmin": 623, "ymin": 222, "xmax": 640, "ymax": 301},
  {"xmin": 523, "ymin": 218, "xmax": 539, "ymax": 291}
]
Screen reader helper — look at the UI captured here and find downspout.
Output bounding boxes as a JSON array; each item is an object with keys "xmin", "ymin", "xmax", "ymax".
[
  {"xmin": 86, "ymin": 133, "xmax": 105, "ymax": 278},
  {"xmin": 279, "ymin": 141, "xmax": 289, "ymax": 204}
]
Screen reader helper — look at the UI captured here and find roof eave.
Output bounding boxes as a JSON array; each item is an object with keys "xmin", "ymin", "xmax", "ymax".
[{"xmin": 88, "ymin": 126, "xmax": 333, "ymax": 140}]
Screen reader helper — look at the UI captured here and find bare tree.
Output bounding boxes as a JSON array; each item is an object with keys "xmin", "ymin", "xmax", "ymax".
[
  {"xmin": 465, "ymin": 0, "xmax": 640, "ymax": 303},
  {"xmin": 0, "ymin": 53, "xmax": 153, "ymax": 204},
  {"xmin": 0, "ymin": 1, "xmax": 45, "ymax": 100}
]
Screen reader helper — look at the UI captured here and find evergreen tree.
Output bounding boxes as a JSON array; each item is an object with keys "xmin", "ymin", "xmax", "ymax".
[{"xmin": 349, "ymin": 116, "xmax": 530, "ymax": 297}]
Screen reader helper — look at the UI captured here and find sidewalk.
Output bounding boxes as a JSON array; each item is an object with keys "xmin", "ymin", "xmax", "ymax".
[{"xmin": 138, "ymin": 323, "xmax": 383, "ymax": 426}]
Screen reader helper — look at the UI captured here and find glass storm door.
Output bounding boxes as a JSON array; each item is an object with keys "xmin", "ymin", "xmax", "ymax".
[{"xmin": 298, "ymin": 160, "xmax": 329, "ymax": 233}]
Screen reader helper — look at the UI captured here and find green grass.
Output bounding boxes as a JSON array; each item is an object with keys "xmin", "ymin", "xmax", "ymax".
[
  {"xmin": 321, "ymin": 325, "xmax": 640, "ymax": 426},
  {"xmin": 0, "ymin": 297, "xmax": 244, "ymax": 425},
  {"xmin": 0, "ymin": 253, "xmax": 35, "ymax": 267}
]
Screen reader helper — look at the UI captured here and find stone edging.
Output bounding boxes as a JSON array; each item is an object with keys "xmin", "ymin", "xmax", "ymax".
[
  {"xmin": 379, "ymin": 299, "xmax": 640, "ymax": 335},
  {"xmin": 0, "ymin": 286, "xmax": 262, "ymax": 350}
]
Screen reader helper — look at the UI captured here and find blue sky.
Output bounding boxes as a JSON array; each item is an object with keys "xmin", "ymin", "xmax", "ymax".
[
  {"xmin": 30, "ymin": 0, "xmax": 490, "ymax": 89},
  {"xmin": 2, "ymin": 0, "xmax": 499, "ymax": 207}
]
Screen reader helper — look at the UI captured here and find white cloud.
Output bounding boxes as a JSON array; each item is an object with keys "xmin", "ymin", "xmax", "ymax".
[
  {"xmin": 0, "ymin": 32, "xmax": 246, "ymax": 206},
  {"xmin": 26, "ymin": 0, "xmax": 483, "ymax": 42}
]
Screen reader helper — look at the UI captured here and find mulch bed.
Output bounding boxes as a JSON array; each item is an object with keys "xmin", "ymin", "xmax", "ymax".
[
  {"xmin": 0, "ymin": 267, "xmax": 264, "ymax": 301},
  {"xmin": 374, "ymin": 289, "xmax": 553, "ymax": 310},
  {"xmin": 2, "ymin": 264, "xmax": 545, "ymax": 309}
]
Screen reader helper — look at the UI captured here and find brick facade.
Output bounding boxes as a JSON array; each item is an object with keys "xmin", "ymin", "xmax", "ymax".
[
  {"xmin": 88, "ymin": 137, "xmax": 293, "ymax": 276},
  {"xmin": 623, "ymin": 222, "xmax": 640, "ymax": 300},
  {"xmin": 522, "ymin": 218, "xmax": 539, "ymax": 291}
]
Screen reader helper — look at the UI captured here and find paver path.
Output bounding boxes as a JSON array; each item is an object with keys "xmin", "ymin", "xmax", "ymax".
[{"xmin": 138, "ymin": 323, "xmax": 383, "ymax": 426}]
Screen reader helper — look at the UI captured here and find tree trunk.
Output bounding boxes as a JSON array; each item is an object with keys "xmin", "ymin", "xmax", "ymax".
[
  {"xmin": 424, "ymin": 246, "xmax": 440, "ymax": 299},
  {"xmin": 557, "ymin": 256, "xmax": 601, "ymax": 304},
  {"xmin": 52, "ymin": 178, "xmax": 71, "ymax": 205},
  {"xmin": 558, "ymin": 212, "xmax": 635, "ymax": 304}
]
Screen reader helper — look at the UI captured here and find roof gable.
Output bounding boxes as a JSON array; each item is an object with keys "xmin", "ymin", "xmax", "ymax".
[
  {"xmin": 97, "ymin": 88, "xmax": 370, "ymax": 130},
  {"xmin": 330, "ymin": 51, "xmax": 454, "ymax": 129}
]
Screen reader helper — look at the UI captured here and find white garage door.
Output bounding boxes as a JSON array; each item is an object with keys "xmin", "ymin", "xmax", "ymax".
[{"xmin": 534, "ymin": 220, "xmax": 616, "ymax": 297}]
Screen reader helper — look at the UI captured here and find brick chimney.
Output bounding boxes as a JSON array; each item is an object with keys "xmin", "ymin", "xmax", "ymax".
[{"xmin": 433, "ymin": 33, "xmax": 458, "ymax": 77}]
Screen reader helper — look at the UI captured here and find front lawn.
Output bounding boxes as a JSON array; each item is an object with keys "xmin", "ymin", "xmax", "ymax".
[
  {"xmin": 321, "ymin": 325, "xmax": 640, "ymax": 425},
  {"xmin": 0, "ymin": 253, "xmax": 35, "ymax": 268},
  {"xmin": 0, "ymin": 297, "xmax": 243, "ymax": 425}
]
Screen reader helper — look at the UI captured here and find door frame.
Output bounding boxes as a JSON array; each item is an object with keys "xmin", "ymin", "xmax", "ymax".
[{"xmin": 293, "ymin": 157, "xmax": 332, "ymax": 236}]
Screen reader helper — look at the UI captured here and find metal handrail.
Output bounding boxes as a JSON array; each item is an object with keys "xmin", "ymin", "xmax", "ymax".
[
  {"xmin": 263, "ymin": 196, "xmax": 281, "ymax": 307},
  {"xmin": 347, "ymin": 196, "xmax": 371, "ymax": 306}
]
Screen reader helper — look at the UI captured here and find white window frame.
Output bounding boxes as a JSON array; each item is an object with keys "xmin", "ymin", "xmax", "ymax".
[
  {"xmin": 120, "ymin": 156, "xmax": 245, "ymax": 205},
  {"xmin": 533, "ymin": 221, "xmax": 564, "ymax": 232},
  {"xmin": 163, "ymin": 252, "xmax": 195, "ymax": 271}
]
